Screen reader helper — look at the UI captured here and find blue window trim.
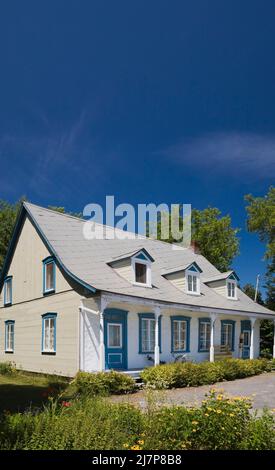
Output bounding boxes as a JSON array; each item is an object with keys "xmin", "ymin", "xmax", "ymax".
[
  {"xmin": 138, "ymin": 313, "xmax": 162, "ymax": 354},
  {"xmin": 41, "ymin": 313, "xmax": 57, "ymax": 354},
  {"xmin": 5, "ymin": 320, "xmax": 15, "ymax": 353},
  {"xmin": 43, "ymin": 257, "xmax": 56, "ymax": 295},
  {"xmin": 198, "ymin": 317, "xmax": 211, "ymax": 352},
  {"xmin": 4, "ymin": 276, "xmax": 12, "ymax": 307},
  {"xmin": 171, "ymin": 315, "xmax": 191, "ymax": 353},
  {"xmin": 221, "ymin": 320, "xmax": 236, "ymax": 351}
]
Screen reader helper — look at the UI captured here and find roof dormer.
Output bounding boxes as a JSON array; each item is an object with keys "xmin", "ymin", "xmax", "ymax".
[
  {"xmin": 203, "ymin": 270, "xmax": 239, "ymax": 300},
  {"xmin": 107, "ymin": 248, "xmax": 154, "ymax": 288},
  {"xmin": 162, "ymin": 261, "xmax": 202, "ymax": 295}
]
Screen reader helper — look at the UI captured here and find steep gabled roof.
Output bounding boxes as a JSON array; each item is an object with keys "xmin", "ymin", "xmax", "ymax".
[{"xmin": 0, "ymin": 202, "xmax": 274, "ymax": 317}]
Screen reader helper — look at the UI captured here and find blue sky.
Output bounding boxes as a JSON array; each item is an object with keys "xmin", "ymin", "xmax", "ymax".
[{"xmin": 0, "ymin": 1, "xmax": 274, "ymax": 293}]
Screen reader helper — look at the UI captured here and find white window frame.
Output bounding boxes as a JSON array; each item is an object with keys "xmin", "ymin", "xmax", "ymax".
[
  {"xmin": 42, "ymin": 316, "xmax": 56, "ymax": 353},
  {"xmin": 107, "ymin": 323, "xmax": 122, "ymax": 349},
  {"xmin": 5, "ymin": 322, "xmax": 14, "ymax": 352},
  {"xmin": 140, "ymin": 317, "xmax": 155, "ymax": 353},
  {"xmin": 131, "ymin": 255, "xmax": 152, "ymax": 287},
  {"xmin": 199, "ymin": 321, "xmax": 211, "ymax": 351},
  {"xmin": 221, "ymin": 323, "xmax": 233, "ymax": 349},
  {"xmin": 185, "ymin": 269, "xmax": 200, "ymax": 295},
  {"xmin": 172, "ymin": 320, "xmax": 187, "ymax": 352},
  {"xmin": 226, "ymin": 279, "xmax": 237, "ymax": 299}
]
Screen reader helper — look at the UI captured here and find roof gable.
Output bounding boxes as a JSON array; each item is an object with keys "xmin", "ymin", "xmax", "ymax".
[{"xmin": 0, "ymin": 203, "xmax": 96, "ymax": 294}]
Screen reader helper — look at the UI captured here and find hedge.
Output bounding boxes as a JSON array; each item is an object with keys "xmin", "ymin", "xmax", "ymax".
[
  {"xmin": 140, "ymin": 358, "xmax": 273, "ymax": 389},
  {"xmin": 74, "ymin": 370, "xmax": 137, "ymax": 396}
]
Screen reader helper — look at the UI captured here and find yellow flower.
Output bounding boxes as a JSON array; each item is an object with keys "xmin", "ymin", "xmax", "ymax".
[
  {"xmin": 229, "ymin": 413, "xmax": 235, "ymax": 417},
  {"xmin": 123, "ymin": 443, "xmax": 129, "ymax": 448},
  {"xmin": 192, "ymin": 429, "xmax": 197, "ymax": 433},
  {"xmin": 216, "ymin": 409, "xmax": 222, "ymax": 414},
  {"xmin": 181, "ymin": 443, "xmax": 186, "ymax": 448},
  {"xmin": 217, "ymin": 394, "xmax": 223, "ymax": 400},
  {"xmin": 131, "ymin": 445, "xmax": 141, "ymax": 450},
  {"xmin": 207, "ymin": 407, "xmax": 212, "ymax": 412},
  {"xmin": 191, "ymin": 420, "xmax": 198, "ymax": 425},
  {"xmin": 205, "ymin": 413, "xmax": 209, "ymax": 417},
  {"xmin": 221, "ymin": 427, "xmax": 225, "ymax": 431},
  {"xmin": 138, "ymin": 440, "xmax": 144, "ymax": 445}
]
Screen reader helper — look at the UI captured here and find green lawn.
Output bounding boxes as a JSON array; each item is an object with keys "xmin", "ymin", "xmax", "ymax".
[{"xmin": 0, "ymin": 372, "xmax": 69, "ymax": 413}]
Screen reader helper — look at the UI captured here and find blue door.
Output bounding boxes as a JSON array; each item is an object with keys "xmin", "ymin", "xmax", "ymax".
[
  {"xmin": 104, "ymin": 309, "xmax": 128, "ymax": 370},
  {"xmin": 241, "ymin": 320, "xmax": 251, "ymax": 359}
]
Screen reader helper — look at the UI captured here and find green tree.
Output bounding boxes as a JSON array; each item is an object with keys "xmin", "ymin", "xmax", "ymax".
[
  {"xmin": 153, "ymin": 207, "xmax": 240, "ymax": 272},
  {"xmin": 242, "ymin": 282, "xmax": 273, "ymax": 357},
  {"xmin": 245, "ymin": 186, "xmax": 275, "ymax": 260},
  {"xmin": 0, "ymin": 199, "xmax": 25, "ymax": 272},
  {"xmin": 242, "ymin": 283, "xmax": 264, "ymax": 305},
  {"xmin": 265, "ymin": 259, "xmax": 275, "ymax": 311},
  {"xmin": 245, "ymin": 187, "xmax": 275, "ymax": 307}
]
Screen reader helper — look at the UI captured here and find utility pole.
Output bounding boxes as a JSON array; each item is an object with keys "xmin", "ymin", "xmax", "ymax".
[{"xmin": 254, "ymin": 274, "xmax": 260, "ymax": 302}]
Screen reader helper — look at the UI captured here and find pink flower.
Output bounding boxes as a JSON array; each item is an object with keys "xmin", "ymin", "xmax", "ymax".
[{"xmin": 61, "ymin": 401, "xmax": 72, "ymax": 408}]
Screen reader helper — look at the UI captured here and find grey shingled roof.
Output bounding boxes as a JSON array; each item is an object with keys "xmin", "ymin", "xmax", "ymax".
[
  {"xmin": 23, "ymin": 202, "xmax": 274, "ymax": 317},
  {"xmin": 203, "ymin": 271, "xmax": 239, "ymax": 283}
]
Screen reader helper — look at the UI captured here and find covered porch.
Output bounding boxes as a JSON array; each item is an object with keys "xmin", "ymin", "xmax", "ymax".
[{"xmin": 79, "ymin": 293, "xmax": 275, "ymax": 373}]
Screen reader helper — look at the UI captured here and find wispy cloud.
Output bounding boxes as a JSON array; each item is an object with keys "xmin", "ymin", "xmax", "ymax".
[
  {"xmin": 160, "ymin": 132, "xmax": 275, "ymax": 179},
  {"xmin": 0, "ymin": 110, "xmax": 107, "ymax": 200}
]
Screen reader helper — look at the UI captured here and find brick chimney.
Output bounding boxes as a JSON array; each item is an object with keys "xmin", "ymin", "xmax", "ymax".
[{"xmin": 190, "ymin": 240, "xmax": 200, "ymax": 254}]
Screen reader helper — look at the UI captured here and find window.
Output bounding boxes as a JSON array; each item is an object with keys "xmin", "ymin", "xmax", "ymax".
[
  {"xmin": 135, "ymin": 263, "xmax": 147, "ymax": 284},
  {"xmin": 43, "ymin": 257, "xmax": 56, "ymax": 294},
  {"xmin": 4, "ymin": 277, "xmax": 12, "ymax": 306},
  {"xmin": 186, "ymin": 269, "xmax": 200, "ymax": 295},
  {"xmin": 132, "ymin": 251, "xmax": 152, "ymax": 287},
  {"xmin": 198, "ymin": 318, "xmax": 210, "ymax": 352},
  {"xmin": 42, "ymin": 313, "xmax": 57, "ymax": 353},
  {"xmin": 227, "ymin": 280, "xmax": 236, "ymax": 299},
  {"xmin": 221, "ymin": 320, "xmax": 235, "ymax": 351},
  {"xmin": 107, "ymin": 323, "xmax": 122, "ymax": 348},
  {"xmin": 171, "ymin": 316, "xmax": 190, "ymax": 353},
  {"xmin": 5, "ymin": 321, "xmax": 14, "ymax": 352},
  {"xmin": 138, "ymin": 313, "xmax": 161, "ymax": 353}
]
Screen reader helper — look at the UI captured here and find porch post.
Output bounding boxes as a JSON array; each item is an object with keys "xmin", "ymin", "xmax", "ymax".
[
  {"xmin": 249, "ymin": 316, "xmax": 257, "ymax": 360},
  {"xmin": 99, "ymin": 297, "xmax": 108, "ymax": 372},
  {"xmin": 154, "ymin": 306, "xmax": 161, "ymax": 366},
  {"xmin": 273, "ymin": 320, "xmax": 275, "ymax": 360},
  {"xmin": 210, "ymin": 314, "xmax": 217, "ymax": 363}
]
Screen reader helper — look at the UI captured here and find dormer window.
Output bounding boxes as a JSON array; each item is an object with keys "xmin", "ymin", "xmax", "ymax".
[
  {"xmin": 131, "ymin": 250, "xmax": 153, "ymax": 287},
  {"xmin": 226, "ymin": 273, "xmax": 238, "ymax": 299},
  {"xmin": 227, "ymin": 278, "xmax": 237, "ymax": 299},
  {"xmin": 185, "ymin": 263, "xmax": 201, "ymax": 295}
]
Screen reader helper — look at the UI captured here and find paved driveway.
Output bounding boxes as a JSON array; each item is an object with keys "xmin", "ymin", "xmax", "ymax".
[{"xmin": 112, "ymin": 372, "xmax": 275, "ymax": 411}]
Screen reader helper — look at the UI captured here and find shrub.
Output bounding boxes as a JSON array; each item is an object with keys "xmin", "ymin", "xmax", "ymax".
[
  {"xmin": 1, "ymin": 392, "xmax": 274, "ymax": 450},
  {"xmin": 141, "ymin": 358, "xmax": 271, "ymax": 390},
  {"xmin": 74, "ymin": 371, "xmax": 137, "ymax": 396},
  {"xmin": 0, "ymin": 362, "xmax": 15, "ymax": 375}
]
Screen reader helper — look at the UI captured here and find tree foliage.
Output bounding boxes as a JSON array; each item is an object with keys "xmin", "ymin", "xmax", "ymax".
[
  {"xmin": 245, "ymin": 186, "xmax": 275, "ymax": 260},
  {"xmin": 0, "ymin": 199, "xmax": 24, "ymax": 272},
  {"xmin": 153, "ymin": 207, "xmax": 240, "ymax": 272}
]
